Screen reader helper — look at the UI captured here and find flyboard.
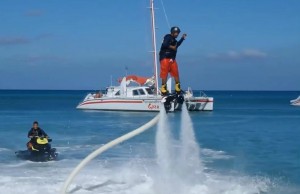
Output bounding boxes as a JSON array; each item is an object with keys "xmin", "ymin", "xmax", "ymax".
[
  {"xmin": 161, "ymin": 91, "xmax": 185, "ymax": 112},
  {"xmin": 161, "ymin": 77, "xmax": 185, "ymax": 112}
]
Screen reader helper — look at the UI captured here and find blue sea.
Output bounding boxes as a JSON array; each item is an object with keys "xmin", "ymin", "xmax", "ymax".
[{"xmin": 0, "ymin": 90, "xmax": 299, "ymax": 194}]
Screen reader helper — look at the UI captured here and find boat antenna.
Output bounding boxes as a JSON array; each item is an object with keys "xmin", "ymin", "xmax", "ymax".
[{"xmin": 150, "ymin": 0, "xmax": 159, "ymax": 95}]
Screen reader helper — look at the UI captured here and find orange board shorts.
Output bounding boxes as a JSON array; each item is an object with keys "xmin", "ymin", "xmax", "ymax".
[{"xmin": 160, "ymin": 58, "xmax": 179, "ymax": 79}]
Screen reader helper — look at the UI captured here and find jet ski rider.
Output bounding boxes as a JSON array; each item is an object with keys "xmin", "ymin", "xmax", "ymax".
[{"xmin": 27, "ymin": 121, "xmax": 49, "ymax": 149}]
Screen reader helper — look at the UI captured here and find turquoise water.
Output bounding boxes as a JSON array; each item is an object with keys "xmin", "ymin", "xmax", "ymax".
[{"xmin": 0, "ymin": 90, "xmax": 299, "ymax": 193}]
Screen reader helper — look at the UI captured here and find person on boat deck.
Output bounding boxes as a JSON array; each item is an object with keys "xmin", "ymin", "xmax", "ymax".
[
  {"xmin": 27, "ymin": 121, "xmax": 48, "ymax": 149},
  {"xmin": 159, "ymin": 26, "xmax": 187, "ymax": 95}
]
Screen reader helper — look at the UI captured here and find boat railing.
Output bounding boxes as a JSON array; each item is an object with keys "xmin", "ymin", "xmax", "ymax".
[
  {"xmin": 199, "ymin": 91, "xmax": 208, "ymax": 98},
  {"xmin": 187, "ymin": 87, "xmax": 209, "ymax": 98}
]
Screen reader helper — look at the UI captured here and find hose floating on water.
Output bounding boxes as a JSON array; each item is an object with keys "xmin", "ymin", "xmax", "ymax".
[{"xmin": 61, "ymin": 114, "xmax": 160, "ymax": 194}]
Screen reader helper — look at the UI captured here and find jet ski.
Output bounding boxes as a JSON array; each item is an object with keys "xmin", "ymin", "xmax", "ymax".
[
  {"xmin": 161, "ymin": 91, "xmax": 185, "ymax": 112},
  {"xmin": 15, "ymin": 136, "xmax": 58, "ymax": 162}
]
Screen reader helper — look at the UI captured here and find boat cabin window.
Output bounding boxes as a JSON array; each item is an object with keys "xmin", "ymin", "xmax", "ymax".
[
  {"xmin": 146, "ymin": 88, "xmax": 154, "ymax": 95},
  {"xmin": 115, "ymin": 90, "xmax": 120, "ymax": 96},
  {"xmin": 132, "ymin": 90, "xmax": 139, "ymax": 96},
  {"xmin": 138, "ymin": 89, "xmax": 145, "ymax": 95}
]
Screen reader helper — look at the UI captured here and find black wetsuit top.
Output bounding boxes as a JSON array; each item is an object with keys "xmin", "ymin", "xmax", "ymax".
[
  {"xmin": 159, "ymin": 34, "xmax": 184, "ymax": 61},
  {"xmin": 28, "ymin": 127, "xmax": 48, "ymax": 138}
]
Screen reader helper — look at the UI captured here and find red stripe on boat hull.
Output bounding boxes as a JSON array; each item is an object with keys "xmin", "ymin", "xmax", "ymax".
[{"xmin": 81, "ymin": 100, "xmax": 143, "ymax": 106}]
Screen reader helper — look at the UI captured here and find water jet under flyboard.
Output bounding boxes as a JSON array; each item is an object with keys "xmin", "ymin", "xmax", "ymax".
[{"xmin": 155, "ymin": 104, "xmax": 204, "ymax": 194}]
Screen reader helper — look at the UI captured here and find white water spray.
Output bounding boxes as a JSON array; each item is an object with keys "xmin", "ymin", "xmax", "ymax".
[
  {"xmin": 154, "ymin": 107, "xmax": 178, "ymax": 194},
  {"xmin": 154, "ymin": 105, "xmax": 205, "ymax": 194},
  {"xmin": 155, "ymin": 107, "xmax": 174, "ymax": 173},
  {"xmin": 179, "ymin": 105, "xmax": 204, "ymax": 182}
]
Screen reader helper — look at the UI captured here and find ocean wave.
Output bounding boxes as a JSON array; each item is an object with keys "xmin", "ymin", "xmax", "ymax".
[
  {"xmin": 0, "ymin": 160, "xmax": 281, "ymax": 194},
  {"xmin": 201, "ymin": 148, "xmax": 233, "ymax": 160},
  {"xmin": 0, "ymin": 148, "xmax": 11, "ymax": 152}
]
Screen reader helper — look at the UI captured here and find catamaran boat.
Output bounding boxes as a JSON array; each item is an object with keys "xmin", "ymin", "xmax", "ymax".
[
  {"xmin": 76, "ymin": 75, "xmax": 213, "ymax": 112},
  {"xmin": 290, "ymin": 96, "xmax": 300, "ymax": 106},
  {"xmin": 76, "ymin": 0, "xmax": 214, "ymax": 112}
]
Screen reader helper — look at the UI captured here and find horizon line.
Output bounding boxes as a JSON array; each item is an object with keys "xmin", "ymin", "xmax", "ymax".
[{"xmin": 0, "ymin": 89, "xmax": 299, "ymax": 92}]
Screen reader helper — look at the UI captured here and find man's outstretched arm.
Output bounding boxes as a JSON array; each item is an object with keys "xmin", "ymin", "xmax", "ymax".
[{"xmin": 177, "ymin": 33, "xmax": 187, "ymax": 48}]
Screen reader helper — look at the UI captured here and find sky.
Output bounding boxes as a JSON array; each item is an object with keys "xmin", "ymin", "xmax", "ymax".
[{"xmin": 0, "ymin": 0, "xmax": 299, "ymax": 90}]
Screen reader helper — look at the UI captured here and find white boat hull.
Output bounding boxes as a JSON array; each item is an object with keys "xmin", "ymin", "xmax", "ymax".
[
  {"xmin": 76, "ymin": 96, "xmax": 213, "ymax": 112},
  {"xmin": 77, "ymin": 98, "xmax": 163, "ymax": 112},
  {"xmin": 185, "ymin": 97, "xmax": 214, "ymax": 111}
]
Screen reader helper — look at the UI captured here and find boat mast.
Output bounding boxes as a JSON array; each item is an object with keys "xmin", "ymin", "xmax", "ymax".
[{"xmin": 150, "ymin": 0, "xmax": 159, "ymax": 95}]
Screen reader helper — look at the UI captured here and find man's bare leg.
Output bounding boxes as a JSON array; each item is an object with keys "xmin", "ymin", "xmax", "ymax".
[
  {"xmin": 174, "ymin": 76, "xmax": 180, "ymax": 84},
  {"xmin": 162, "ymin": 78, "xmax": 167, "ymax": 85}
]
